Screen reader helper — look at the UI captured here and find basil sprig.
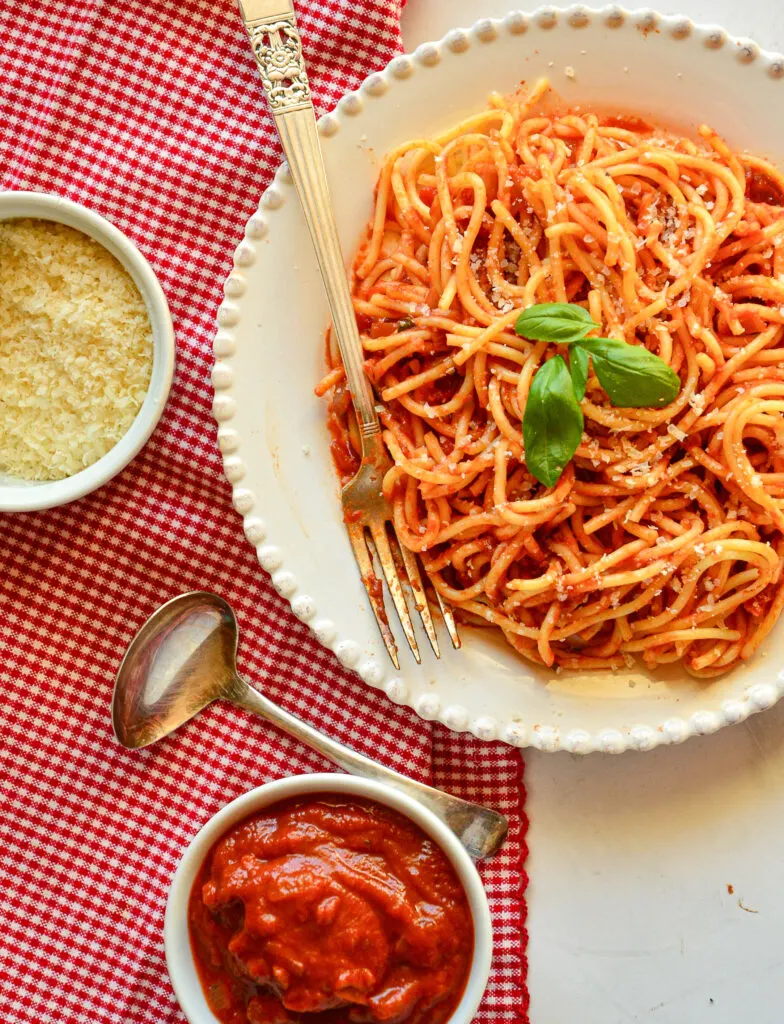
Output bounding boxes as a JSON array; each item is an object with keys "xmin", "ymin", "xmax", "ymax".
[
  {"xmin": 515, "ymin": 302, "xmax": 597, "ymax": 343},
  {"xmin": 522, "ymin": 355, "xmax": 584, "ymax": 489},
  {"xmin": 514, "ymin": 303, "xmax": 681, "ymax": 488},
  {"xmin": 568, "ymin": 344, "xmax": 590, "ymax": 403},
  {"xmin": 576, "ymin": 336, "xmax": 680, "ymax": 408}
]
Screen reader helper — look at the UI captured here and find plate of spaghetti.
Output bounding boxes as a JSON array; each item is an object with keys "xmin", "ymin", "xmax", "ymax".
[{"xmin": 214, "ymin": 7, "xmax": 784, "ymax": 753}]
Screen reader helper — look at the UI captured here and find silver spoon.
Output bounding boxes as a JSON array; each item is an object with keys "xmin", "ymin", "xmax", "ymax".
[{"xmin": 112, "ymin": 592, "xmax": 508, "ymax": 859}]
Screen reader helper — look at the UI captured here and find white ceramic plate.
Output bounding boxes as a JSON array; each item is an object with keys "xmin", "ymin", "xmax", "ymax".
[{"xmin": 213, "ymin": 6, "xmax": 784, "ymax": 754}]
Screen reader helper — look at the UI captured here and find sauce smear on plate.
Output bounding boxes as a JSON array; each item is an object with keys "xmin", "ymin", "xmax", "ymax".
[{"xmin": 188, "ymin": 795, "xmax": 473, "ymax": 1024}]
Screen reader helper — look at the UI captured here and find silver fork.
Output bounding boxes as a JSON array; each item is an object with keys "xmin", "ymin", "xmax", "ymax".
[{"xmin": 239, "ymin": 0, "xmax": 460, "ymax": 667}]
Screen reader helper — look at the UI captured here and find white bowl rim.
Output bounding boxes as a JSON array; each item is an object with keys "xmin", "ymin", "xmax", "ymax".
[
  {"xmin": 0, "ymin": 190, "xmax": 175, "ymax": 512},
  {"xmin": 164, "ymin": 773, "xmax": 493, "ymax": 1024}
]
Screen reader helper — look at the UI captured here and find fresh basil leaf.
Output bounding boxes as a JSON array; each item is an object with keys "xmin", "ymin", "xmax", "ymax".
[
  {"xmin": 515, "ymin": 302, "xmax": 599, "ymax": 344},
  {"xmin": 523, "ymin": 355, "xmax": 584, "ymax": 488},
  {"xmin": 577, "ymin": 337, "xmax": 680, "ymax": 407},
  {"xmin": 397, "ymin": 317, "xmax": 415, "ymax": 332},
  {"xmin": 569, "ymin": 345, "xmax": 590, "ymax": 402}
]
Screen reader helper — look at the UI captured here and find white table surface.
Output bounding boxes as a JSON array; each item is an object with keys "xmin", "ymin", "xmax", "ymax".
[{"xmin": 399, "ymin": 3, "xmax": 784, "ymax": 1021}]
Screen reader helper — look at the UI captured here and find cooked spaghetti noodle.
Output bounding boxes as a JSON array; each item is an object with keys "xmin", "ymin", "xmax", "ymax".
[{"xmin": 318, "ymin": 80, "xmax": 784, "ymax": 677}]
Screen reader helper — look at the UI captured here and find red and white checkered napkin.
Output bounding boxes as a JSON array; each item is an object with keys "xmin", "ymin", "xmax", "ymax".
[{"xmin": 0, "ymin": 2, "xmax": 528, "ymax": 1021}]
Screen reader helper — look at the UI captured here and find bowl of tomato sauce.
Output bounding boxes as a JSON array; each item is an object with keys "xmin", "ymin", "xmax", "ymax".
[{"xmin": 164, "ymin": 774, "xmax": 492, "ymax": 1024}]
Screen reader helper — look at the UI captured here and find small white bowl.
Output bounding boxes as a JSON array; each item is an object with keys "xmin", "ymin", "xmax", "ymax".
[
  {"xmin": 164, "ymin": 773, "xmax": 493, "ymax": 1024},
  {"xmin": 0, "ymin": 191, "xmax": 175, "ymax": 512}
]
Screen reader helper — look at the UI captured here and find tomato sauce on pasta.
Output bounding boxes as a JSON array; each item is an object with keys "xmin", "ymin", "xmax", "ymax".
[{"xmin": 318, "ymin": 80, "xmax": 784, "ymax": 678}]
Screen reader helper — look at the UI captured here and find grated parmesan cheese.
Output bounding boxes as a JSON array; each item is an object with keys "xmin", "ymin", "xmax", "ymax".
[{"xmin": 0, "ymin": 219, "xmax": 154, "ymax": 481}]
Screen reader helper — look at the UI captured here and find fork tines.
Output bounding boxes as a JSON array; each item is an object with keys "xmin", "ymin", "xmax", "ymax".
[{"xmin": 346, "ymin": 521, "xmax": 460, "ymax": 668}]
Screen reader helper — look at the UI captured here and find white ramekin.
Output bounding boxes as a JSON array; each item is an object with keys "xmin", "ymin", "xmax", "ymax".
[
  {"xmin": 0, "ymin": 190, "xmax": 175, "ymax": 512},
  {"xmin": 164, "ymin": 773, "xmax": 493, "ymax": 1024}
]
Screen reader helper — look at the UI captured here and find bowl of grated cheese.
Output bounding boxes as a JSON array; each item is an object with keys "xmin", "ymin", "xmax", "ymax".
[{"xmin": 0, "ymin": 191, "xmax": 175, "ymax": 512}]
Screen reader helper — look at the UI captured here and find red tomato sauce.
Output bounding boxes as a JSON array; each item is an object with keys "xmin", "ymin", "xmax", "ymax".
[
  {"xmin": 327, "ymin": 414, "xmax": 360, "ymax": 482},
  {"xmin": 188, "ymin": 795, "xmax": 474, "ymax": 1024},
  {"xmin": 600, "ymin": 113, "xmax": 655, "ymax": 134},
  {"xmin": 746, "ymin": 168, "xmax": 784, "ymax": 206}
]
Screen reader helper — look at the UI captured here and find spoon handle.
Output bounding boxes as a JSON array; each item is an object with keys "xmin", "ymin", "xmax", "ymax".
[{"xmin": 227, "ymin": 676, "xmax": 508, "ymax": 860}]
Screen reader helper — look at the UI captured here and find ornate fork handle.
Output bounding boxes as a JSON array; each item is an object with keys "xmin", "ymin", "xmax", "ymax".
[
  {"xmin": 239, "ymin": 0, "xmax": 380, "ymax": 441},
  {"xmin": 247, "ymin": 17, "xmax": 310, "ymax": 112}
]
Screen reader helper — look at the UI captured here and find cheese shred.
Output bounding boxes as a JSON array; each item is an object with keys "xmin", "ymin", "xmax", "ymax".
[{"xmin": 0, "ymin": 218, "xmax": 154, "ymax": 481}]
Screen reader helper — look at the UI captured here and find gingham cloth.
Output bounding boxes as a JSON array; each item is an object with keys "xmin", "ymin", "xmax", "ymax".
[{"xmin": 0, "ymin": 2, "xmax": 529, "ymax": 1021}]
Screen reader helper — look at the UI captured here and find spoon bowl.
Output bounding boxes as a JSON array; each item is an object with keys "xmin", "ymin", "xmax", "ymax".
[
  {"xmin": 113, "ymin": 592, "xmax": 238, "ymax": 749},
  {"xmin": 112, "ymin": 591, "xmax": 509, "ymax": 859}
]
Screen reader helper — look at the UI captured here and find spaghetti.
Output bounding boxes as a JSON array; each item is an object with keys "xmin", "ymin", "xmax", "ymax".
[{"xmin": 318, "ymin": 80, "xmax": 784, "ymax": 677}]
